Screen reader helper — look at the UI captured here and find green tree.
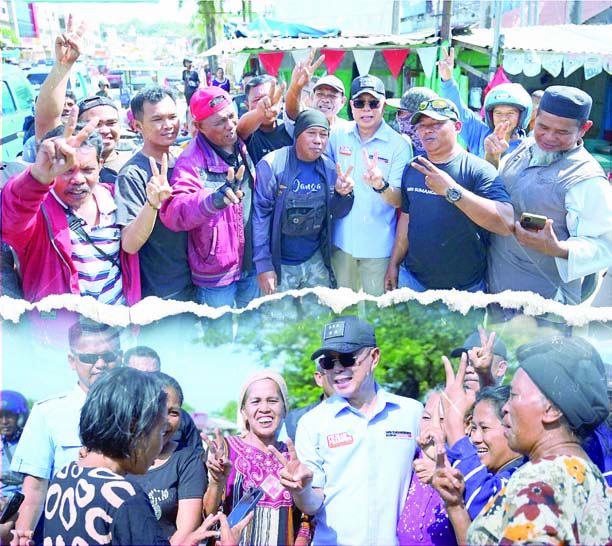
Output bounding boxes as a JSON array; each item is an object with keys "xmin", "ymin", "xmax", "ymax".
[{"xmin": 213, "ymin": 400, "xmax": 238, "ymax": 421}]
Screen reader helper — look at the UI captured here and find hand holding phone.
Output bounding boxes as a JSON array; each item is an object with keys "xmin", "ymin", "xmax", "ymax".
[
  {"xmin": 0, "ymin": 492, "xmax": 24, "ymax": 524},
  {"xmin": 227, "ymin": 486, "xmax": 263, "ymax": 528},
  {"xmin": 519, "ymin": 212, "xmax": 547, "ymax": 231}
]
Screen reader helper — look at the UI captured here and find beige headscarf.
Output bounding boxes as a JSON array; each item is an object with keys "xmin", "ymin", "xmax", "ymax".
[{"xmin": 237, "ymin": 369, "xmax": 289, "ymax": 435}]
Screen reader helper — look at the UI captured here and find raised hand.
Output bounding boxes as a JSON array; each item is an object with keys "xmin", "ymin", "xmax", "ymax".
[
  {"xmin": 291, "ymin": 49, "xmax": 325, "ymax": 90},
  {"xmin": 31, "ymin": 106, "xmax": 99, "ymax": 185},
  {"xmin": 441, "ymin": 353, "xmax": 476, "ymax": 422},
  {"xmin": 413, "ymin": 454, "xmax": 436, "ymax": 485},
  {"xmin": 335, "ymin": 163, "xmax": 354, "ymax": 195},
  {"xmin": 417, "ymin": 394, "xmax": 446, "ymax": 460},
  {"xmin": 431, "ymin": 440, "xmax": 465, "ymax": 508},
  {"xmin": 484, "ymin": 121, "xmax": 510, "ymax": 159},
  {"xmin": 411, "ymin": 156, "xmax": 458, "ymax": 196},
  {"xmin": 9, "ymin": 529, "xmax": 34, "ymax": 546},
  {"xmin": 256, "ymin": 81, "xmax": 287, "ymax": 123},
  {"xmin": 146, "ymin": 154, "xmax": 171, "ymax": 210},
  {"xmin": 257, "ymin": 271, "xmax": 278, "ymax": 296},
  {"xmin": 437, "ymin": 46, "xmax": 455, "ymax": 82},
  {"xmin": 466, "ymin": 326, "xmax": 496, "ymax": 380},
  {"xmin": 361, "ymin": 149, "xmax": 385, "ymax": 191},
  {"xmin": 269, "ymin": 438, "xmax": 313, "ymax": 495},
  {"xmin": 211, "ymin": 165, "xmax": 246, "ymax": 210},
  {"xmin": 201, "ymin": 429, "xmax": 232, "ymax": 484},
  {"xmin": 55, "ymin": 14, "xmax": 86, "ymax": 65}
]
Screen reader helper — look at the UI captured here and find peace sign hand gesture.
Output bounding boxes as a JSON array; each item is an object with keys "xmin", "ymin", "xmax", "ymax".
[
  {"xmin": 484, "ymin": 121, "xmax": 510, "ymax": 159},
  {"xmin": 361, "ymin": 149, "xmax": 385, "ymax": 191},
  {"xmin": 202, "ymin": 429, "xmax": 232, "ymax": 484},
  {"xmin": 146, "ymin": 154, "xmax": 171, "ymax": 210},
  {"xmin": 335, "ymin": 163, "xmax": 354, "ymax": 195},
  {"xmin": 55, "ymin": 14, "xmax": 86, "ymax": 66},
  {"xmin": 441, "ymin": 353, "xmax": 476, "ymax": 421},
  {"xmin": 467, "ymin": 326, "xmax": 497, "ymax": 380},
  {"xmin": 212, "ymin": 165, "xmax": 247, "ymax": 210},
  {"xmin": 437, "ymin": 47, "xmax": 455, "ymax": 82},
  {"xmin": 431, "ymin": 440, "xmax": 465, "ymax": 508},
  {"xmin": 290, "ymin": 49, "xmax": 325, "ymax": 90},
  {"xmin": 411, "ymin": 156, "xmax": 457, "ymax": 196},
  {"xmin": 256, "ymin": 81, "xmax": 287, "ymax": 123},
  {"xmin": 31, "ymin": 106, "xmax": 99, "ymax": 185},
  {"xmin": 269, "ymin": 438, "xmax": 313, "ymax": 494}
]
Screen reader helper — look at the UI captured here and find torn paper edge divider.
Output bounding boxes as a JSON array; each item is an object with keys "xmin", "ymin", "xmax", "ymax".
[{"xmin": 1, "ymin": 288, "xmax": 611, "ymax": 327}]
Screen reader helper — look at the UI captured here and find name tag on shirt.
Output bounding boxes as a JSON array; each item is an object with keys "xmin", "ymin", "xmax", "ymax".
[
  {"xmin": 385, "ymin": 430, "xmax": 413, "ymax": 439},
  {"xmin": 327, "ymin": 432, "xmax": 354, "ymax": 448},
  {"xmin": 366, "ymin": 153, "xmax": 389, "ymax": 164},
  {"xmin": 339, "ymin": 146, "xmax": 352, "ymax": 157}
]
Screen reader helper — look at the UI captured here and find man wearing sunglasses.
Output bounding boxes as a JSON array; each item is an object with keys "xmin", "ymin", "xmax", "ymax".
[
  {"xmin": 385, "ymin": 97, "xmax": 514, "ymax": 293},
  {"xmin": 276, "ymin": 315, "xmax": 422, "ymax": 546},
  {"xmin": 11, "ymin": 320, "xmax": 121, "ymax": 545}
]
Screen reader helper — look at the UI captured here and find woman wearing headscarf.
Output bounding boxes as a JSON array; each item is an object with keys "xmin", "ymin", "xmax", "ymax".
[
  {"xmin": 203, "ymin": 370, "xmax": 310, "ymax": 545},
  {"xmin": 433, "ymin": 337, "xmax": 611, "ymax": 545}
]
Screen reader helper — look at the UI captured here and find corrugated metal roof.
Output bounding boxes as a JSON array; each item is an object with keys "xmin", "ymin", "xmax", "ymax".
[
  {"xmin": 201, "ymin": 30, "xmax": 439, "ymax": 57},
  {"xmin": 454, "ymin": 24, "xmax": 612, "ymax": 56}
]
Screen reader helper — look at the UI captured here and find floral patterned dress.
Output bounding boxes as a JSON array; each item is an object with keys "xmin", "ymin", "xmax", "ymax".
[{"xmin": 467, "ymin": 455, "xmax": 612, "ymax": 545}]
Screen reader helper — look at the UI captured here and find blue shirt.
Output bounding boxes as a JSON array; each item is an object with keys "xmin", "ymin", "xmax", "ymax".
[
  {"xmin": 295, "ymin": 386, "xmax": 422, "ymax": 546},
  {"xmin": 329, "ymin": 120, "xmax": 412, "ymax": 258},
  {"xmin": 10, "ymin": 385, "xmax": 85, "ymax": 480},
  {"xmin": 439, "ymin": 79, "xmax": 525, "ymax": 159}
]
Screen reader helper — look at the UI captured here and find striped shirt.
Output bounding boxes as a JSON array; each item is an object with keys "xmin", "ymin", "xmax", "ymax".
[{"xmin": 51, "ymin": 187, "xmax": 125, "ymax": 305}]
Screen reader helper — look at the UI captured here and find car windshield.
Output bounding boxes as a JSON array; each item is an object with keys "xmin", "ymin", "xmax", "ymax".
[{"xmin": 26, "ymin": 72, "xmax": 48, "ymax": 85}]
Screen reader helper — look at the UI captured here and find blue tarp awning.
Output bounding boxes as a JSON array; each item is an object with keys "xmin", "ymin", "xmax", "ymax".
[{"xmin": 226, "ymin": 17, "xmax": 340, "ymax": 39}]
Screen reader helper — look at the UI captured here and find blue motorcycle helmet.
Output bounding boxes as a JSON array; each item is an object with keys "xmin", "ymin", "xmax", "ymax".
[
  {"xmin": 1, "ymin": 390, "xmax": 29, "ymax": 428},
  {"xmin": 484, "ymin": 83, "xmax": 532, "ymax": 133}
]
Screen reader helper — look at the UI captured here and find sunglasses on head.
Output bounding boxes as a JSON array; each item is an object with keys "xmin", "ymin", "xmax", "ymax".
[
  {"xmin": 353, "ymin": 99, "xmax": 381, "ymax": 109},
  {"xmin": 316, "ymin": 348, "xmax": 370, "ymax": 370},
  {"xmin": 418, "ymin": 98, "xmax": 455, "ymax": 113},
  {"xmin": 73, "ymin": 351, "xmax": 120, "ymax": 365}
]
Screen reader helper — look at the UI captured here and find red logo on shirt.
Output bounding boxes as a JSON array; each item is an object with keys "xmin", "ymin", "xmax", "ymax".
[
  {"xmin": 327, "ymin": 432, "xmax": 354, "ymax": 448},
  {"xmin": 339, "ymin": 146, "xmax": 352, "ymax": 157}
]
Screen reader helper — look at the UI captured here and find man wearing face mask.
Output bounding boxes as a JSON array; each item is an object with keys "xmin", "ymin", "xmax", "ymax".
[{"xmin": 388, "ymin": 87, "xmax": 438, "ymax": 153}]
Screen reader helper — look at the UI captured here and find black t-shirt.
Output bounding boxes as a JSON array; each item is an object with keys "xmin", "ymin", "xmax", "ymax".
[
  {"xmin": 182, "ymin": 69, "xmax": 199, "ymax": 97},
  {"xmin": 401, "ymin": 150, "xmax": 511, "ymax": 290},
  {"xmin": 114, "ymin": 151, "xmax": 194, "ymax": 299},
  {"xmin": 44, "ymin": 462, "xmax": 170, "ymax": 546},
  {"xmin": 127, "ymin": 445, "xmax": 208, "ymax": 541},
  {"xmin": 246, "ymin": 121, "xmax": 293, "ymax": 166}
]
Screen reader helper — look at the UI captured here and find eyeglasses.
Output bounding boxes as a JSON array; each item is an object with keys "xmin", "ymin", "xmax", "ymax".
[
  {"xmin": 73, "ymin": 351, "xmax": 120, "ymax": 365},
  {"xmin": 417, "ymin": 99, "xmax": 457, "ymax": 115},
  {"xmin": 317, "ymin": 348, "xmax": 371, "ymax": 370},
  {"xmin": 353, "ymin": 99, "xmax": 381, "ymax": 109}
]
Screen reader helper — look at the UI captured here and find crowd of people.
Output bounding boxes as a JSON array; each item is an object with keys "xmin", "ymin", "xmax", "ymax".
[
  {"xmin": 1, "ymin": 316, "xmax": 610, "ymax": 545},
  {"xmin": 1, "ymin": 24, "xmax": 611, "ymax": 312}
]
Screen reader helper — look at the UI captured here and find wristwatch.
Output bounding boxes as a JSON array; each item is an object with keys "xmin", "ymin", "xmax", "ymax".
[
  {"xmin": 445, "ymin": 187, "xmax": 462, "ymax": 203},
  {"xmin": 373, "ymin": 180, "xmax": 390, "ymax": 194}
]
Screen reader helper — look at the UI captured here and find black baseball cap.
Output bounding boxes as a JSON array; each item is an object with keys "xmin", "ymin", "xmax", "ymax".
[
  {"xmin": 409, "ymin": 97, "xmax": 459, "ymax": 125},
  {"xmin": 78, "ymin": 95, "xmax": 118, "ymax": 117},
  {"xmin": 311, "ymin": 316, "xmax": 377, "ymax": 360},
  {"xmin": 450, "ymin": 331, "xmax": 508, "ymax": 360},
  {"xmin": 350, "ymin": 75, "xmax": 385, "ymax": 101}
]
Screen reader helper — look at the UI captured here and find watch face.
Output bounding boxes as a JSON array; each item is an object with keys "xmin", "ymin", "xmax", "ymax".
[{"xmin": 446, "ymin": 188, "xmax": 462, "ymax": 202}]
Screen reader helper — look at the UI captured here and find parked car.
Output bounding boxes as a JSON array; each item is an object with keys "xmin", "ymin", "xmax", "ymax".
[
  {"xmin": 2, "ymin": 64, "xmax": 34, "ymax": 162},
  {"xmin": 24, "ymin": 65, "xmax": 91, "ymax": 102},
  {"xmin": 107, "ymin": 69, "xmax": 124, "ymax": 89}
]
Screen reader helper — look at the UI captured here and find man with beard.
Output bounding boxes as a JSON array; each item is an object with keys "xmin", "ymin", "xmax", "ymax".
[
  {"xmin": 487, "ymin": 86, "xmax": 612, "ymax": 304},
  {"xmin": 115, "ymin": 86, "xmax": 196, "ymax": 301}
]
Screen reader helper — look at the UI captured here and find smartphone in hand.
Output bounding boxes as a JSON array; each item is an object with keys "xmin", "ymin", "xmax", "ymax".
[
  {"xmin": 227, "ymin": 487, "xmax": 263, "ymax": 527},
  {"xmin": 1, "ymin": 492, "xmax": 25, "ymax": 524},
  {"xmin": 519, "ymin": 212, "xmax": 547, "ymax": 231}
]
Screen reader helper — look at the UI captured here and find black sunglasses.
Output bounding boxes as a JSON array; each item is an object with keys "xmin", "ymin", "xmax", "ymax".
[
  {"xmin": 317, "ymin": 348, "xmax": 371, "ymax": 370},
  {"xmin": 353, "ymin": 99, "xmax": 381, "ymax": 109},
  {"xmin": 73, "ymin": 351, "xmax": 120, "ymax": 365}
]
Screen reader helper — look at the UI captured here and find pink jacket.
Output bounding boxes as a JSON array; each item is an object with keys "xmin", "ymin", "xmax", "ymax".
[
  {"xmin": 1, "ymin": 168, "xmax": 141, "ymax": 305},
  {"xmin": 160, "ymin": 134, "xmax": 254, "ymax": 287}
]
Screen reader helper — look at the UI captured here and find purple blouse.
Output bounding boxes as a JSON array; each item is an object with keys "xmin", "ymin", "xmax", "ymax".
[{"xmin": 397, "ymin": 454, "xmax": 458, "ymax": 546}]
